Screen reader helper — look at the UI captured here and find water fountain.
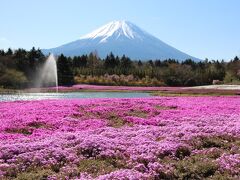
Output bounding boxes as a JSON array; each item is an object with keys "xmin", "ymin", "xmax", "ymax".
[{"xmin": 36, "ymin": 54, "xmax": 58, "ymax": 92}]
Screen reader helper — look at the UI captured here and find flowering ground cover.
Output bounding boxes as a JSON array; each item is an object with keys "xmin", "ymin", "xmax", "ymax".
[
  {"xmin": 30, "ymin": 84, "xmax": 240, "ymax": 96},
  {"xmin": 0, "ymin": 96, "xmax": 239, "ymax": 179}
]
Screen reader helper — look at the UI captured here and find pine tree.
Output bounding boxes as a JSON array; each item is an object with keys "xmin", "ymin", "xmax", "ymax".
[
  {"xmin": 57, "ymin": 54, "xmax": 74, "ymax": 85},
  {"xmin": 6, "ymin": 48, "xmax": 13, "ymax": 56}
]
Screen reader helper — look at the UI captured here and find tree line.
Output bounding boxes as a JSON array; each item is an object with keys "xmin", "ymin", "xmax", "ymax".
[{"xmin": 0, "ymin": 47, "xmax": 240, "ymax": 88}]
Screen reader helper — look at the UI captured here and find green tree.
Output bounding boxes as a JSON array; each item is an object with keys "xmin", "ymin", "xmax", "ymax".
[
  {"xmin": 6, "ymin": 48, "xmax": 13, "ymax": 56},
  {"xmin": 104, "ymin": 52, "xmax": 119, "ymax": 69},
  {"xmin": 0, "ymin": 69, "xmax": 28, "ymax": 88},
  {"xmin": 120, "ymin": 55, "xmax": 132, "ymax": 69},
  {"xmin": 57, "ymin": 54, "xmax": 74, "ymax": 85}
]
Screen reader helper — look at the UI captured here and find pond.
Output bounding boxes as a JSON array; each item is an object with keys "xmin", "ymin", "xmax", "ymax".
[{"xmin": 0, "ymin": 92, "xmax": 151, "ymax": 102}]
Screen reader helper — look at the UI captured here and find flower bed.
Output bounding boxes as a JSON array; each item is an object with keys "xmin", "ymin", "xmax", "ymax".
[{"xmin": 0, "ymin": 97, "xmax": 239, "ymax": 179}]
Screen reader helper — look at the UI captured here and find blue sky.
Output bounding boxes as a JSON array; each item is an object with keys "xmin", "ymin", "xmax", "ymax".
[{"xmin": 1, "ymin": 0, "xmax": 240, "ymax": 60}]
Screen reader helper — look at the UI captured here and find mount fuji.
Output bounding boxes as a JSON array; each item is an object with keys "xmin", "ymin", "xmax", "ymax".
[{"xmin": 43, "ymin": 20, "xmax": 199, "ymax": 61}]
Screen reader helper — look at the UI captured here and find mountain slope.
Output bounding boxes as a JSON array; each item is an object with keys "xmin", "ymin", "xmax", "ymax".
[{"xmin": 43, "ymin": 20, "xmax": 199, "ymax": 61}]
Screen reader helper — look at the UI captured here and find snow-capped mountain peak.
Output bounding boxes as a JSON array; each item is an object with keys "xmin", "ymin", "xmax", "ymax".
[
  {"xmin": 80, "ymin": 20, "xmax": 143, "ymax": 42},
  {"xmin": 43, "ymin": 20, "xmax": 200, "ymax": 61}
]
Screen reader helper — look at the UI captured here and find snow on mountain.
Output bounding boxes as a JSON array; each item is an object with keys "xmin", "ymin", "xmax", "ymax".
[
  {"xmin": 80, "ymin": 21, "xmax": 137, "ymax": 41},
  {"xmin": 42, "ymin": 20, "xmax": 200, "ymax": 61}
]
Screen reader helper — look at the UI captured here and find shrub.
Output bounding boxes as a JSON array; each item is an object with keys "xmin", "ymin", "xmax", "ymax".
[
  {"xmin": 15, "ymin": 168, "xmax": 54, "ymax": 180},
  {"xmin": 78, "ymin": 158, "xmax": 125, "ymax": 177},
  {"xmin": 5, "ymin": 127, "xmax": 32, "ymax": 135},
  {"xmin": 174, "ymin": 155, "xmax": 218, "ymax": 179},
  {"xmin": 0, "ymin": 69, "xmax": 27, "ymax": 88},
  {"xmin": 175, "ymin": 146, "xmax": 191, "ymax": 160},
  {"xmin": 106, "ymin": 113, "xmax": 131, "ymax": 128}
]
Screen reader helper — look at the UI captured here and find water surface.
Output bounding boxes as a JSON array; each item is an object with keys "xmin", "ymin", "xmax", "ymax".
[{"xmin": 0, "ymin": 92, "xmax": 151, "ymax": 102}]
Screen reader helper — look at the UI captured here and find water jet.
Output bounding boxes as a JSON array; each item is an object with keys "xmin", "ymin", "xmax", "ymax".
[{"xmin": 36, "ymin": 54, "xmax": 58, "ymax": 92}]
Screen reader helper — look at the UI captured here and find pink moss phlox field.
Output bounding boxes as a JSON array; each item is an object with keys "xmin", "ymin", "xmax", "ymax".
[
  {"xmin": 0, "ymin": 96, "xmax": 240, "ymax": 179},
  {"xmin": 217, "ymin": 153, "xmax": 240, "ymax": 175}
]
